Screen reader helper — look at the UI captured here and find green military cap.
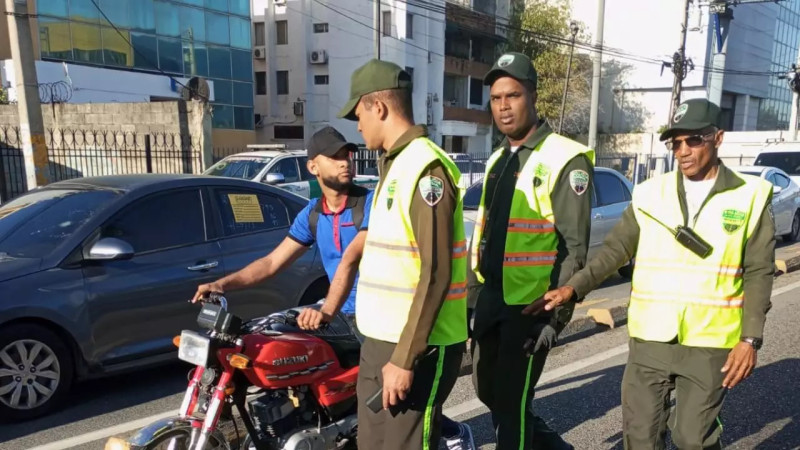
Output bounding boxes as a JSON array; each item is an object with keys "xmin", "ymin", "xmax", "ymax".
[
  {"xmin": 337, "ymin": 59, "xmax": 413, "ymax": 121},
  {"xmin": 483, "ymin": 52, "xmax": 538, "ymax": 87},
  {"xmin": 660, "ymin": 98, "xmax": 721, "ymax": 141}
]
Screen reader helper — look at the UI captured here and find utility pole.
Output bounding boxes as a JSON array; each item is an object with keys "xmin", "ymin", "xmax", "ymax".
[
  {"xmin": 587, "ymin": 0, "xmax": 605, "ymax": 150},
  {"xmin": 668, "ymin": 0, "xmax": 692, "ymax": 123},
  {"xmin": 5, "ymin": 0, "xmax": 51, "ymax": 189},
  {"xmin": 707, "ymin": 1, "xmax": 732, "ymax": 107},
  {"xmin": 558, "ymin": 21, "xmax": 580, "ymax": 134},
  {"xmin": 374, "ymin": 0, "xmax": 380, "ymax": 59},
  {"xmin": 788, "ymin": 63, "xmax": 799, "ymax": 141}
]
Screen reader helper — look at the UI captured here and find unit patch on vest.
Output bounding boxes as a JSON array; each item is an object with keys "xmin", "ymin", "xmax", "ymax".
[
  {"xmin": 534, "ymin": 163, "xmax": 550, "ymax": 178},
  {"xmin": 385, "ymin": 179, "xmax": 397, "ymax": 210},
  {"xmin": 419, "ymin": 175, "xmax": 444, "ymax": 206},
  {"xmin": 722, "ymin": 209, "xmax": 746, "ymax": 233},
  {"xmin": 569, "ymin": 170, "xmax": 589, "ymax": 195}
]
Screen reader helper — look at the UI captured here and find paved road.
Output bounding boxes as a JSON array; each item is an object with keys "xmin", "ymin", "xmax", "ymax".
[{"xmin": 3, "ymin": 263, "xmax": 800, "ymax": 449}]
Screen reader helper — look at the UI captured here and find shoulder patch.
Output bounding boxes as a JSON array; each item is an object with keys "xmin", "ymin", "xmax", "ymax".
[
  {"xmin": 418, "ymin": 175, "xmax": 444, "ymax": 206},
  {"xmin": 569, "ymin": 170, "xmax": 589, "ymax": 195}
]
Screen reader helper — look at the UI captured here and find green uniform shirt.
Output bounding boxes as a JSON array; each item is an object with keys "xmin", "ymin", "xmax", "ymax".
[{"xmin": 567, "ymin": 161, "xmax": 775, "ymax": 339}]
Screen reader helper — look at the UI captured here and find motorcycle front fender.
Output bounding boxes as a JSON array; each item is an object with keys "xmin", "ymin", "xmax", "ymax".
[{"xmin": 120, "ymin": 416, "xmax": 232, "ymax": 450}]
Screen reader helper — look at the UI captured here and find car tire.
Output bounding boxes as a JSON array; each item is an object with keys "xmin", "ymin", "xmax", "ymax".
[
  {"xmin": 782, "ymin": 211, "xmax": 800, "ymax": 242},
  {"xmin": 0, "ymin": 324, "xmax": 74, "ymax": 422},
  {"xmin": 618, "ymin": 260, "xmax": 635, "ymax": 279},
  {"xmin": 298, "ymin": 277, "xmax": 331, "ymax": 306}
]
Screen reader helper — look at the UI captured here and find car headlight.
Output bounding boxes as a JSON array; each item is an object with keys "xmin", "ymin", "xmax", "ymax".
[{"xmin": 178, "ymin": 330, "xmax": 211, "ymax": 367}]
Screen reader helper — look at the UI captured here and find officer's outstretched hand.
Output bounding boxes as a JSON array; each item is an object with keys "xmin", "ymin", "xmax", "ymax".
[
  {"xmin": 721, "ymin": 342, "xmax": 757, "ymax": 389},
  {"xmin": 522, "ymin": 286, "xmax": 575, "ymax": 316},
  {"xmin": 296, "ymin": 308, "xmax": 332, "ymax": 330}
]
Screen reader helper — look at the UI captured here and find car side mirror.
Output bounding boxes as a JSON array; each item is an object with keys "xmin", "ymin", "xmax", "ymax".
[
  {"xmin": 773, "ymin": 185, "xmax": 783, "ymax": 194},
  {"xmin": 87, "ymin": 237, "xmax": 135, "ymax": 261},
  {"xmin": 263, "ymin": 173, "xmax": 285, "ymax": 185}
]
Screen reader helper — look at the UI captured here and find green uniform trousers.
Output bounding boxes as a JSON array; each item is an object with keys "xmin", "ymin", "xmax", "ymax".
[{"xmin": 623, "ymin": 338, "xmax": 730, "ymax": 450}]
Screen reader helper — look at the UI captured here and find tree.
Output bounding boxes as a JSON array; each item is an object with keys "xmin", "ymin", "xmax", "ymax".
[
  {"xmin": 506, "ymin": 0, "xmax": 593, "ymax": 137},
  {"xmin": 0, "ymin": 85, "xmax": 8, "ymax": 105}
]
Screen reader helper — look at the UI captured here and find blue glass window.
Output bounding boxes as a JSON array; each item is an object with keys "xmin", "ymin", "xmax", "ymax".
[
  {"xmin": 155, "ymin": 1, "xmax": 180, "ymax": 37},
  {"xmin": 212, "ymin": 79, "xmax": 233, "ymax": 104},
  {"xmin": 102, "ymin": 27, "xmax": 134, "ymax": 67},
  {"xmin": 229, "ymin": 16, "xmax": 251, "ymax": 49},
  {"xmin": 70, "ymin": 0, "xmax": 101, "ymax": 24},
  {"xmin": 212, "ymin": 104, "xmax": 234, "ymax": 128},
  {"xmin": 100, "ymin": 0, "xmax": 132, "ymax": 29},
  {"xmin": 38, "ymin": 0, "xmax": 68, "ymax": 17},
  {"xmin": 206, "ymin": 12, "xmax": 230, "ymax": 45},
  {"xmin": 39, "ymin": 18, "xmax": 73, "ymax": 60},
  {"xmin": 208, "ymin": 46, "xmax": 231, "ymax": 78},
  {"xmin": 71, "ymin": 23, "xmax": 103, "ymax": 64},
  {"xmin": 230, "ymin": 49, "xmax": 252, "ymax": 82},
  {"xmin": 234, "ymin": 107, "xmax": 254, "ymax": 130},
  {"xmin": 158, "ymin": 37, "xmax": 183, "ymax": 74},
  {"xmin": 230, "ymin": 0, "xmax": 249, "ymax": 17},
  {"xmin": 131, "ymin": 33, "xmax": 159, "ymax": 70},
  {"xmin": 183, "ymin": 42, "xmax": 209, "ymax": 77},
  {"xmin": 130, "ymin": 0, "xmax": 156, "ymax": 33},
  {"xmin": 179, "ymin": 6, "xmax": 206, "ymax": 41},
  {"xmin": 205, "ymin": 0, "xmax": 228, "ymax": 12},
  {"xmin": 233, "ymin": 82, "xmax": 253, "ymax": 106}
]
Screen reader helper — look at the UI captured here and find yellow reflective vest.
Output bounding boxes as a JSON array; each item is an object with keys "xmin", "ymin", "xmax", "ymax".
[
  {"xmin": 471, "ymin": 134, "xmax": 595, "ymax": 305},
  {"xmin": 355, "ymin": 137, "xmax": 468, "ymax": 345},
  {"xmin": 629, "ymin": 170, "xmax": 772, "ymax": 348}
]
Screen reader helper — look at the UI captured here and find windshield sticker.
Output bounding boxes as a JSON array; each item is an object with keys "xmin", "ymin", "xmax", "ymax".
[{"xmin": 228, "ymin": 194, "xmax": 265, "ymax": 223}]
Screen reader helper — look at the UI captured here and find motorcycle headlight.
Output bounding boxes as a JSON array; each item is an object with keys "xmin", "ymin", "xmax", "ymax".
[{"xmin": 178, "ymin": 330, "xmax": 211, "ymax": 367}]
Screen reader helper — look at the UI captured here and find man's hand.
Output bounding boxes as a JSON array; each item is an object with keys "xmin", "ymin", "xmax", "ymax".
[
  {"xmin": 296, "ymin": 308, "xmax": 332, "ymax": 330},
  {"xmin": 381, "ymin": 362, "xmax": 413, "ymax": 410},
  {"xmin": 192, "ymin": 281, "xmax": 225, "ymax": 303},
  {"xmin": 521, "ymin": 286, "xmax": 575, "ymax": 316},
  {"xmin": 721, "ymin": 342, "xmax": 757, "ymax": 389},
  {"xmin": 522, "ymin": 322, "xmax": 558, "ymax": 357}
]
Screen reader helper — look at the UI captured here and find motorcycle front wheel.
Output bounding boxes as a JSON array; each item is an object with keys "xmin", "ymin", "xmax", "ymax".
[{"xmin": 143, "ymin": 429, "xmax": 226, "ymax": 450}]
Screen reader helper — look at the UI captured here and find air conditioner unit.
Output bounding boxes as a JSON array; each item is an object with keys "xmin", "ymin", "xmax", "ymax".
[
  {"xmin": 293, "ymin": 101, "xmax": 304, "ymax": 116},
  {"xmin": 309, "ymin": 49, "xmax": 328, "ymax": 64},
  {"xmin": 253, "ymin": 46, "xmax": 266, "ymax": 59},
  {"xmin": 274, "ymin": 0, "xmax": 286, "ymax": 5}
]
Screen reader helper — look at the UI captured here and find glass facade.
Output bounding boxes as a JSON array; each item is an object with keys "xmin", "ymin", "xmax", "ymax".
[
  {"xmin": 37, "ymin": 0, "xmax": 254, "ymax": 130},
  {"xmin": 757, "ymin": 0, "xmax": 800, "ymax": 130}
]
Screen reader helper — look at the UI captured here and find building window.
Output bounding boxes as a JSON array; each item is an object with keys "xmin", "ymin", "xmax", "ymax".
[
  {"xmin": 406, "ymin": 13, "xmax": 413, "ymax": 39},
  {"xmin": 254, "ymin": 22, "xmax": 265, "ymax": 46},
  {"xmin": 470, "ymin": 78, "xmax": 484, "ymax": 106},
  {"xmin": 276, "ymin": 70, "xmax": 289, "ymax": 95},
  {"xmin": 313, "ymin": 23, "xmax": 329, "ymax": 33},
  {"xmin": 382, "ymin": 11, "xmax": 391, "ymax": 37},
  {"xmin": 255, "ymin": 71, "xmax": 267, "ymax": 95},
  {"xmin": 276, "ymin": 20, "xmax": 288, "ymax": 45},
  {"xmin": 274, "ymin": 126, "xmax": 305, "ymax": 140},
  {"xmin": 314, "ymin": 75, "xmax": 329, "ymax": 85}
]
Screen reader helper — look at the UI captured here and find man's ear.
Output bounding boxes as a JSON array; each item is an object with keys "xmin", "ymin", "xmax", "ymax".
[
  {"xmin": 307, "ymin": 158, "xmax": 319, "ymax": 176},
  {"xmin": 715, "ymin": 129, "xmax": 725, "ymax": 149},
  {"xmin": 376, "ymin": 99, "xmax": 389, "ymax": 121}
]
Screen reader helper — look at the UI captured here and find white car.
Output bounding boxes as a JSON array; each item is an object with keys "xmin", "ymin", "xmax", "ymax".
[
  {"xmin": 753, "ymin": 144, "xmax": 800, "ymax": 185},
  {"xmin": 729, "ymin": 165, "xmax": 800, "ymax": 241},
  {"xmin": 204, "ymin": 149, "xmax": 379, "ymax": 199}
]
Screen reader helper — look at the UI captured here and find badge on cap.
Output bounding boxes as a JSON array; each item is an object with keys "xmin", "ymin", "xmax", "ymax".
[
  {"xmin": 569, "ymin": 170, "xmax": 589, "ymax": 195},
  {"xmin": 673, "ymin": 103, "xmax": 689, "ymax": 123},
  {"xmin": 419, "ymin": 176, "xmax": 444, "ymax": 206},
  {"xmin": 497, "ymin": 54, "xmax": 515, "ymax": 68}
]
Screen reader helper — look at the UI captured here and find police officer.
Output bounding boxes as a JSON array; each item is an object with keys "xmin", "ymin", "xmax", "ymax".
[
  {"xmin": 192, "ymin": 126, "xmax": 372, "ymax": 321},
  {"xmin": 541, "ymin": 98, "xmax": 775, "ymax": 449},
  {"xmin": 329, "ymin": 59, "xmax": 469, "ymax": 450},
  {"xmin": 470, "ymin": 52, "xmax": 594, "ymax": 450}
]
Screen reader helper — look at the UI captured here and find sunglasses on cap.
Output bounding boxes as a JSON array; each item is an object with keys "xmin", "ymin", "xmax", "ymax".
[{"xmin": 664, "ymin": 131, "xmax": 716, "ymax": 151}]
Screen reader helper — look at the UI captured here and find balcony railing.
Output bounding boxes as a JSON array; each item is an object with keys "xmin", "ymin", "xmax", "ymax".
[{"xmin": 443, "ymin": 106, "xmax": 492, "ymax": 125}]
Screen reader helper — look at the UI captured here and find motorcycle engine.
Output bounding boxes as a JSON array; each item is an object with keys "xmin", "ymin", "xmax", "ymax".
[{"xmin": 248, "ymin": 388, "xmax": 314, "ymax": 441}]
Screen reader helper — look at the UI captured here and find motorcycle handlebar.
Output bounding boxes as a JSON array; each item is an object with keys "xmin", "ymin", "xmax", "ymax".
[{"xmin": 194, "ymin": 292, "xmax": 228, "ymax": 311}]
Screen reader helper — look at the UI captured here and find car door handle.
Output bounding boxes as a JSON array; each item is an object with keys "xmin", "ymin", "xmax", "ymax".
[
  {"xmin": 187, "ymin": 261, "xmax": 219, "ymax": 271},
  {"xmin": 593, "ymin": 213, "xmax": 603, "ymax": 219}
]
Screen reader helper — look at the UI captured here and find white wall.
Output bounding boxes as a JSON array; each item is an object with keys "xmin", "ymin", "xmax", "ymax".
[{"xmin": 2, "ymin": 60, "xmax": 215, "ymax": 103}]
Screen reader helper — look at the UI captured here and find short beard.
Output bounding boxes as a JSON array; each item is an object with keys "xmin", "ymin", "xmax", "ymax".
[{"xmin": 320, "ymin": 174, "xmax": 352, "ymax": 192}]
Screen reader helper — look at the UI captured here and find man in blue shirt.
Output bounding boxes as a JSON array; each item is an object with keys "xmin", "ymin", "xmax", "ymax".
[{"xmin": 193, "ymin": 126, "xmax": 371, "ymax": 327}]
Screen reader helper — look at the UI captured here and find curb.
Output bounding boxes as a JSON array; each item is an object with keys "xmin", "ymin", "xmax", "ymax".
[{"xmin": 775, "ymin": 255, "xmax": 800, "ymax": 276}]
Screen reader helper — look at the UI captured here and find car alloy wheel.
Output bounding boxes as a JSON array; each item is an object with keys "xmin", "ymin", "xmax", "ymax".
[{"xmin": 0, "ymin": 339, "xmax": 61, "ymax": 410}]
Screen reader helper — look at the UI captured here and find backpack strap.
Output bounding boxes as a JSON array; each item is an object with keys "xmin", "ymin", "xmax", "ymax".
[{"xmin": 308, "ymin": 185, "xmax": 370, "ymax": 242}]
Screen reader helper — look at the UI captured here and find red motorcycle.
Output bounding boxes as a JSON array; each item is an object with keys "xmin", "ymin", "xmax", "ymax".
[{"xmin": 106, "ymin": 293, "xmax": 360, "ymax": 450}]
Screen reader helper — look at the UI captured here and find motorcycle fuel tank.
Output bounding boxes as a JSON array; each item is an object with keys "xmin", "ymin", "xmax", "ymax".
[{"xmin": 238, "ymin": 332, "xmax": 340, "ymax": 389}]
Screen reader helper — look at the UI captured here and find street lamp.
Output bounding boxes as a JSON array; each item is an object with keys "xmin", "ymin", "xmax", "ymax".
[{"xmin": 558, "ymin": 21, "xmax": 580, "ymax": 134}]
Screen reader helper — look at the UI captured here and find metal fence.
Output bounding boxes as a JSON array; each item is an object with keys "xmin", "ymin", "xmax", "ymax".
[{"xmin": 0, "ymin": 126, "xmax": 202, "ymax": 203}]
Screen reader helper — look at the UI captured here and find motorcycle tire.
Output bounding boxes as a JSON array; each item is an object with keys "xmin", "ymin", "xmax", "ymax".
[{"xmin": 143, "ymin": 429, "xmax": 226, "ymax": 450}]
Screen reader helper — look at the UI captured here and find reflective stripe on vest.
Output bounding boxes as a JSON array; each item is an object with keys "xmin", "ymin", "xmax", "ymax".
[
  {"xmin": 470, "ymin": 133, "xmax": 595, "ymax": 305},
  {"xmin": 629, "ymin": 170, "xmax": 772, "ymax": 348},
  {"xmin": 355, "ymin": 137, "xmax": 468, "ymax": 345}
]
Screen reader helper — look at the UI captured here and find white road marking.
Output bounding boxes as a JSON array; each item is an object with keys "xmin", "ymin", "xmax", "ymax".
[{"xmin": 27, "ymin": 278, "xmax": 800, "ymax": 449}]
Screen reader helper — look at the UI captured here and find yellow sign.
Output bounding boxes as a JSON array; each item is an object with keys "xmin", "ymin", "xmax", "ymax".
[{"xmin": 227, "ymin": 194, "xmax": 264, "ymax": 223}]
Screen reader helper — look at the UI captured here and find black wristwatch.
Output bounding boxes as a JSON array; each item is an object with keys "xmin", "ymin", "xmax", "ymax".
[{"xmin": 741, "ymin": 337, "xmax": 762, "ymax": 350}]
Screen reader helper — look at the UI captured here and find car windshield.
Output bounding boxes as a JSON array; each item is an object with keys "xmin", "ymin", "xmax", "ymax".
[
  {"xmin": 204, "ymin": 157, "xmax": 272, "ymax": 179},
  {"xmin": 0, "ymin": 189, "xmax": 119, "ymax": 258},
  {"xmin": 754, "ymin": 152, "xmax": 800, "ymax": 176}
]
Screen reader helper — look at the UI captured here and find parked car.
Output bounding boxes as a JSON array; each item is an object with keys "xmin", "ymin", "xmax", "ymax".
[
  {"xmin": 0, "ymin": 175, "xmax": 329, "ymax": 420},
  {"xmin": 753, "ymin": 144, "xmax": 800, "ymax": 185},
  {"xmin": 205, "ymin": 149, "xmax": 379, "ymax": 198},
  {"xmin": 729, "ymin": 165, "xmax": 800, "ymax": 241},
  {"xmin": 462, "ymin": 167, "xmax": 635, "ymax": 278}
]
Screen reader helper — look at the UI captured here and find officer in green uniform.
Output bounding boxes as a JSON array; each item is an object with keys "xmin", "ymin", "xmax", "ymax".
[
  {"xmin": 540, "ymin": 99, "xmax": 775, "ymax": 449},
  {"xmin": 470, "ymin": 52, "xmax": 594, "ymax": 450}
]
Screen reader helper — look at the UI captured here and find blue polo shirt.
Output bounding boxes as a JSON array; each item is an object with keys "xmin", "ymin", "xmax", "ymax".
[{"xmin": 288, "ymin": 185, "xmax": 373, "ymax": 314}]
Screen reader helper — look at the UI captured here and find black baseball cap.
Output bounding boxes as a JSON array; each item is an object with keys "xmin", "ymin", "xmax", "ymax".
[
  {"xmin": 483, "ymin": 52, "xmax": 538, "ymax": 88},
  {"xmin": 660, "ymin": 98, "xmax": 721, "ymax": 141},
  {"xmin": 307, "ymin": 126, "xmax": 357, "ymax": 159}
]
